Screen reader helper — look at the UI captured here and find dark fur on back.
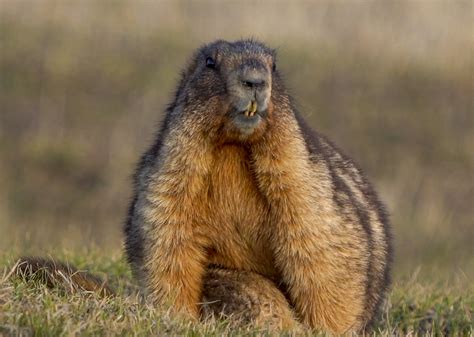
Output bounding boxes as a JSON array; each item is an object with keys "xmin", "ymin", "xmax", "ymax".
[{"xmin": 295, "ymin": 111, "xmax": 393, "ymax": 325}]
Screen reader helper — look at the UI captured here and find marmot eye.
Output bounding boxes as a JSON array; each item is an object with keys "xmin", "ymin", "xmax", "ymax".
[
  {"xmin": 272, "ymin": 62, "xmax": 276, "ymax": 72},
  {"xmin": 206, "ymin": 57, "xmax": 216, "ymax": 68}
]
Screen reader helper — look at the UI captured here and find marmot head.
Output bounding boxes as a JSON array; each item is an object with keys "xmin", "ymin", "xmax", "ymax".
[{"xmin": 172, "ymin": 39, "xmax": 283, "ymax": 143}]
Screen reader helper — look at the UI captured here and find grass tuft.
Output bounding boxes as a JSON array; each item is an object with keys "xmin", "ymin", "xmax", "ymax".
[{"xmin": 1, "ymin": 253, "xmax": 472, "ymax": 336}]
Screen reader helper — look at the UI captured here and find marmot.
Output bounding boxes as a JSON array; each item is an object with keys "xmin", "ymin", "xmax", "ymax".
[{"xmin": 124, "ymin": 39, "xmax": 392, "ymax": 334}]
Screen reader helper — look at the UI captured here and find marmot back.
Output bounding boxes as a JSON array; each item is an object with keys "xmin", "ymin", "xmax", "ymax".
[{"xmin": 124, "ymin": 39, "xmax": 392, "ymax": 334}]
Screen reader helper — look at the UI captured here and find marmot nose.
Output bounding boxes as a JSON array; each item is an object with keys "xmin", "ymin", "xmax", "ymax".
[
  {"xmin": 239, "ymin": 65, "xmax": 268, "ymax": 91},
  {"xmin": 241, "ymin": 77, "xmax": 265, "ymax": 89}
]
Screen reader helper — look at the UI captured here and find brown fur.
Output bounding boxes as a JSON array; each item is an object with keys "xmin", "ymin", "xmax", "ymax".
[
  {"xmin": 202, "ymin": 268, "xmax": 299, "ymax": 330},
  {"xmin": 125, "ymin": 39, "xmax": 392, "ymax": 334}
]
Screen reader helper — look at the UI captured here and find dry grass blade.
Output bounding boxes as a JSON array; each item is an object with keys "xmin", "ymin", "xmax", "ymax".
[{"xmin": 12, "ymin": 257, "xmax": 114, "ymax": 298}]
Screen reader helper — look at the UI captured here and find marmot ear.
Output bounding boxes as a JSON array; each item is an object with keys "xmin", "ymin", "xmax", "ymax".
[{"xmin": 206, "ymin": 57, "xmax": 216, "ymax": 69}]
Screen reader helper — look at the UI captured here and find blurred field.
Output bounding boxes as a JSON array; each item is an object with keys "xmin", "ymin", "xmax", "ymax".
[{"xmin": 0, "ymin": 0, "xmax": 473, "ymax": 285}]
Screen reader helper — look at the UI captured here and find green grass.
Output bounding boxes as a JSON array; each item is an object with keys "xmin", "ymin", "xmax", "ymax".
[
  {"xmin": 0, "ymin": 252, "xmax": 472, "ymax": 336},
  {"xmin": 1, "ymin": 0, "xmax": 473, "ymax": 280}
]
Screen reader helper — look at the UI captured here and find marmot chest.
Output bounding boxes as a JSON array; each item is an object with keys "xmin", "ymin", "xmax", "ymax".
[{"xmin": 203, "ymin": 145, "xmax": 276, "ymax": 276}]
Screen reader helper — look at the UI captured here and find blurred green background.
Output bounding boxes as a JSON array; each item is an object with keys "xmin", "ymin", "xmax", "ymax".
[{"xmin": 0, "ymin": 1, "xmax": 472, "ymax": 281}]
